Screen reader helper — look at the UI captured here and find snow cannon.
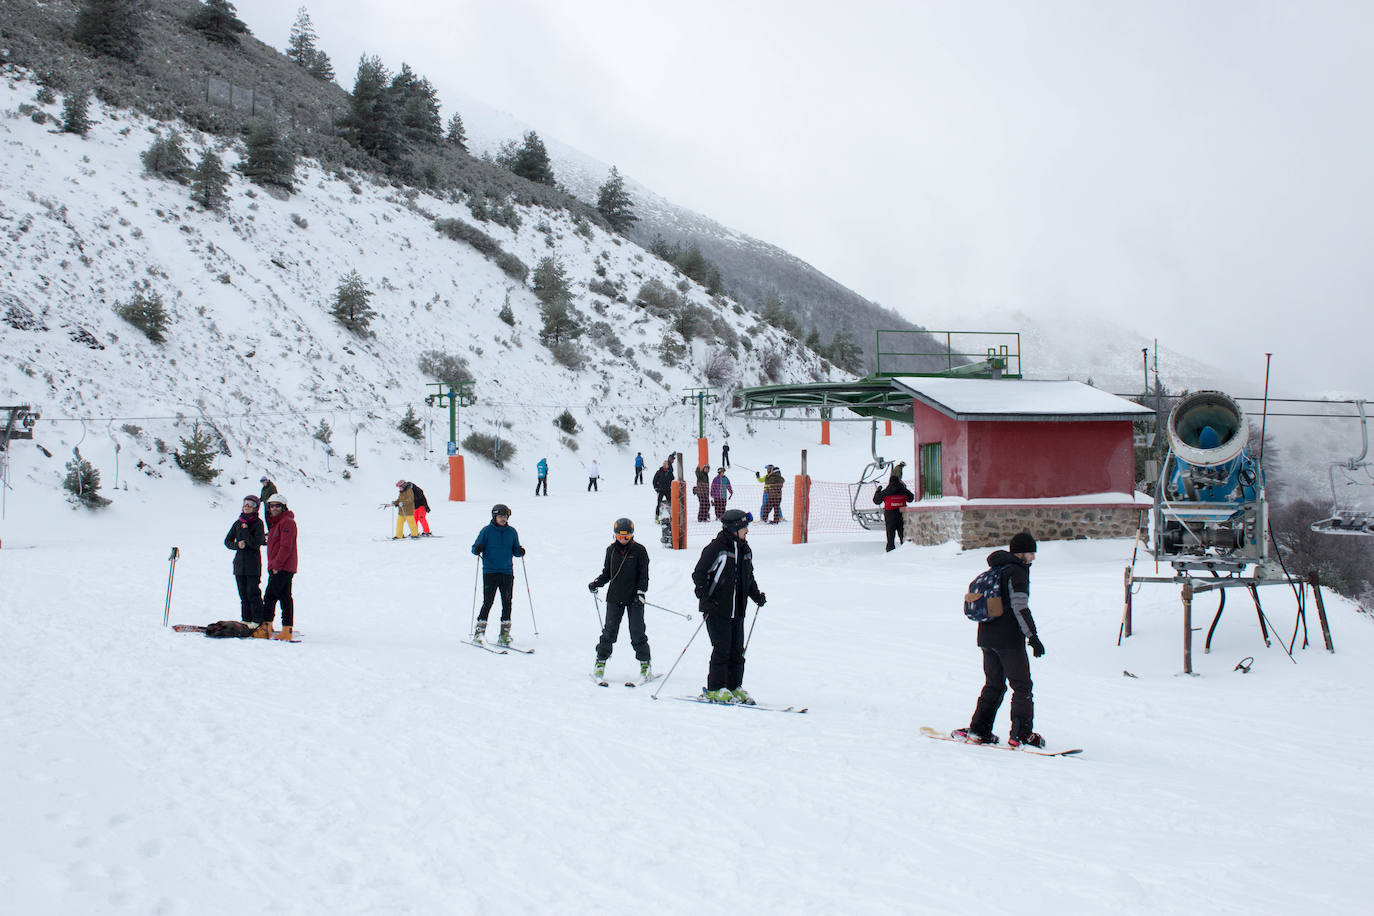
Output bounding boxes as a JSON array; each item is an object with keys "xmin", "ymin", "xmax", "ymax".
[{"xmin": 1152, "ymin": 390, "xmax": 1267, "ymax": 569}]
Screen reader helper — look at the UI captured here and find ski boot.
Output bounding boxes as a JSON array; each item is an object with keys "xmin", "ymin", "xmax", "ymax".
[
  {"xmin": 639, "ymin": 661, "xmax": 653, "ymax": 681},
  {"xmin": 1009, "ymin": 732, "xmax": 1046, "ymax": 749},
  {"xmin": 497, "ymin": 621, "xmax": 512, "ymax": 647},
  {"xmin": 472, "ymin": 622, "xmax": 487, "ymax": 643},
  {"xmin": 273, "ymin": 626, "xmax": 293, "ymax": 641},
  {"xmin": 730, "ymin": 687, "xmax": 756, "ymax": 706},
  {"xmin": 593, "ymin": 659, "xmax": 607, "ymax": 680},
  {"xmin": 703, "ymin": 687, "xmax": 735, "ymax": 704}
]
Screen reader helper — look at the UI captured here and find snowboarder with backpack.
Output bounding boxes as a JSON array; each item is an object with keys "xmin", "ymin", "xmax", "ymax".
[
  {"xmin": 692, "ymin": 508, "xmax": 767, "ymax": 704},
  {"xmin": 224, "ymin": 494, "xmax": 267, "ymax": 627},
  {"xmin": 952, "ymin": 531, "xmax": 1047, "ymax": 748},
  {"xmin": 262, "ymin": 493, "xmax": 298, "ymax": 640},
  {"xmin": 471, "ymin": 503, "xmax": 526, "ymax": 646},
  {"xmin": 588, "ymin": 517, "xmax": 652, "ymax": 681},
  {"xmin": 535, "ymin": 458, "xmax": 549, "ymax": 496},
  {"xmin": 872, "ymin": 462, "xmax": 914, "ymax": 551},
  {"xmin": 411, "ymin": 481, "xmax": 433, "ymax": 536}
]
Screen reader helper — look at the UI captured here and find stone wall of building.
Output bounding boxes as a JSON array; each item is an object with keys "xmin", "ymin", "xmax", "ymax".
[{"xmin": 905, "ymin": 503, "xmax": 1145, "ymax": 549}]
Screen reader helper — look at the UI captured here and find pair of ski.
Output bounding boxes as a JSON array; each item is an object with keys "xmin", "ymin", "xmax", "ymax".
[
  {"xmin": 465, "ymin": 638, "xmax": 534, "ymax": 656},
  {"xmin": 171, "ymin": 624, "xmax": 301, "ymax": 643},
  {"xmin": 919, "ymin": 726, "xmax": 1083, "ymax": 757},
  {"xmin": 591, "ymin": 672, "xmax": 664, "ymax": 689},
  {"xmin": 665, "ymin": 691, "xmax": 808, "ymax": 714}
]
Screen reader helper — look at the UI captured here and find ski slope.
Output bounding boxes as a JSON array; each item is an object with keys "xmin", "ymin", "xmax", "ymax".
[{"xmin": 3, "ymin": 430, "xmax": 1372, "ymax": 915}]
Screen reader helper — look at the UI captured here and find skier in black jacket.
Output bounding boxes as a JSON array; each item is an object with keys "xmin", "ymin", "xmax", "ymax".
[
  {"xmin": 588, "ymin": 517, "xmax": 652, "ymax": 681},
  {"xmin": 224, "ymin": 494, "xmax": 267, "ymax": 625},
  {"xmin": 953, "ymin": 531, "xmax": 1047, "ymax": 748},
  {"xmin": 410, "ymin": 481, "xmax": 433, "ymax": 536},
  {"xmin": 872, "ymin": 462, "xmax": 914, "ymax": 552},
  {"xmin": 652, "ymin": 460, "xmax": 675, "ymax": 521},
  {"xmin": 692, "ymin": 508, "xmax": 766, "ymax": 704}
]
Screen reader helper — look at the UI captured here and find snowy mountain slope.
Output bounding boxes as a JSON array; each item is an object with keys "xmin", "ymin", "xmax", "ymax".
[{"xmin": 0, "ymin": 68, "xmax": 830, "ymax": 508}]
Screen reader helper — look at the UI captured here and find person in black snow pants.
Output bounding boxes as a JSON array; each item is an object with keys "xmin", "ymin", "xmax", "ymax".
[
  {"xmin": 953, "ymin": 531, "xmax": 1047, "ymax": 748},
  {"xmin": 872, "ymin": 461, "xmax": 914, "ymax": 552},
  {"xmin": 693, "ymin": 464, "xmax": 711, "ymax": 522},
  {"xmin": 692, "ymin": 508, "xmax": 766, "ymax": 705},
  {"xmin": 225, "ymin": 494, "xmax": 267, "ymax": 624},
  {"xmin": 471, "ymin": 503, "xmax": 526, "ymax": 646},
  {"xmin": 588, "ymin": 517, "xmax": 652, "ymax": 682},
  {"xmin": 652, "ymin": 459, "xmax": 674, "ymax": 521},
  {"xmin": 720, "ymin": 442, "xmax": 730, "ymax": 468}
]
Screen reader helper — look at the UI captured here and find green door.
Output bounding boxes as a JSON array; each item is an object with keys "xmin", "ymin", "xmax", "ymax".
[{"xmin": 919, "ymin": 443, "xmax": 942, "ymax": 498}]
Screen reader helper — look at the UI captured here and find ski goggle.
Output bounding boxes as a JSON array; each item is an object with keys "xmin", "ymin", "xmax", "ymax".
[{"xmin": 615, "ymin": 531, "xmax": 632, "ymax": 540}]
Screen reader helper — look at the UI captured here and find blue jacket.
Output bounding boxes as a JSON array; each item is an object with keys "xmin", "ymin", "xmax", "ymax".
[
  {"xmin": 472, "ymin": 522, "xmax": 524, "ymax": 574},
  {"xmin": 536, "ymin": 459, "xmax": 548, "ymax": 479},
  {"xmin": 634, "ymin": 454, "xmax": 644, "ymax": 469}
]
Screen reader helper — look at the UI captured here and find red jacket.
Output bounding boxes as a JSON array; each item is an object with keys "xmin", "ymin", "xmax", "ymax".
[{"xmin": 267, "ymin": 509, "xmax": 298, "ymax": 573}]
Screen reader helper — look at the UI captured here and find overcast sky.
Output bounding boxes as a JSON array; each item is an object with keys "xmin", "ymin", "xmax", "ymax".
[{"xmin": 233, "ymin": 0, "xmax": 1374, "ymax": 396}]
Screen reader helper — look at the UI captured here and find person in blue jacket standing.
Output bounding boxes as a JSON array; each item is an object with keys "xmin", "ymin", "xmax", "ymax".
[
  {"xmin": 471, "ymin": 503, "xmax": 526, "ymax": 645},
  {"xmin": 634, "ymin": 452, "xmax": 645, "ymax": 485},
  {"xmin": 535, "ymin": 458, "xmax": 548, "ymax": 496}
]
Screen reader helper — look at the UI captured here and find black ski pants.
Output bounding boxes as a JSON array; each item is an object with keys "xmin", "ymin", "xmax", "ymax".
[
  {"xmin": 704, "ymin": 611, "xmax": 746, "ymax": 691},
  {"xmin": 969, "ymin": 644, "xmax": 1034, "ymax": 738},
  {"xmin": 263, "ymin": 571, "xmax": 295, "ymax": 627},
  {"xmin": 587, "ymin": 477, "xmax": 599, "ymax": 491},
  {"xmin": 634, "ymin": 467, "xmax": 644, "ymax": 484},
  {"xmin": 535, "ymin": 476, "xmax": 547, "ymax": 496},
  {"xmin": 235, "ymin": 572, "xmax": 263, "ymax": 623},
  {"xmin": 596, "ymin": 600, "xmax": 650, "ymax": 662},
  {"xmin": 478, "ymin": 572, "xmax": 515, "ymax": 622},
  {"xmin": 884, "ymin": 509, "xmax": 905, "ymax": 551}
]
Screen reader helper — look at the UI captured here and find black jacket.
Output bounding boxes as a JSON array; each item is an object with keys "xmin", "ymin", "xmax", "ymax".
[
  {"xmin": 225, "ymin": 514, "xmax": 267, "ymax": 575},
  {"xmin": 652, "ymin": 466, "xmax": 674, "ymax": 495},
  {"xmin": 692, "ymin": 530, "xmax": 764, "ymax": 619},
  {"xmin": 873, "ymin": 478, "xmax": 915, "ymax": 509},
  {"xmin": 411, "ymin": 484, "xmax": 430, "ymax": 512},
  {"xmin": 589, "ymin": 539, "xmax": 650, "ymax": 606},
  {"xmin": 976, "ymin": 550, "xmax": 1037, "ymax": 649}
]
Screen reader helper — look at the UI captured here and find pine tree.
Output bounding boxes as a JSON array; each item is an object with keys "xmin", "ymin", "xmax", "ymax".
[
  {"xmin": 445, "ymin": 112, "xmax": 468, "ymax": 152},
  {"xmin": 596, "ymin": 166, "xmax": 637, "ymax": 233},
  {"xmin": 187, "ymin": 0, "xmax": 249, "ymax": 46},
  {"xmin": 239, "ymin": 120, "xmax": 296, "ymax": 191},
  {"xmin": 64, "ymin": 448, "xmax": 111, "ymax": 508},
  {"xmin": 113, "ymin": 287, "xmax": 171, "ymax": 342},
  {"xmin": 141, "ymin": 131, "xmax": 192, "ymax": 183},
  {"xmin": 533, "ymin": 257, "xmax": 581, "ymax": 345},
  {"xmin": 176, "ymin": 422, "xmax": 221, "ymax": 483},
  {"xmin": 307, "ymin": 49, "xmax": 335, "ymax": 82},
  {"xmin": 510, "ymin": 131, "xmax": 555, "ymax": 186},
  {"xmin": 390, "ymin": 65, "xmax": 442, "ymax": 147},
  {"xmin": 61, "ymin": 88, "xmax": 93, "ymax": 137},
  {"xmin": 829, "ymin": 330, "xmax": 864, "ymax": 374},
  {"xmin": 330, "ymin": 270, "xmax": 376, "ymax": 334},
  {"xmin": 340, "ymin": 55, "xmax": 400, "ymax": 161},
  {"xmin": 73, "ymin": 0, "xmax": 148, "ymax": 63},
  {"xmin": 398, "ymin": 405, "xmax": 423, "ymax": 441},
  {"xmin": 190, "ymin": 149, "xmax": 230, "ymax": 210},
  {"xmin": 286, "ymin": 6, "xmax": 317, "ymax": 67}
]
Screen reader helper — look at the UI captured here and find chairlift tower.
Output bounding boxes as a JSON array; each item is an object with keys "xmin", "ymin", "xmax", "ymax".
[
  {"xmin": 681, "ymin": 387, "xmax": 718, "ymax": 469},
  {"xmin": 425, "ymin": 381, "xmax": 475, "ymax": 501}
]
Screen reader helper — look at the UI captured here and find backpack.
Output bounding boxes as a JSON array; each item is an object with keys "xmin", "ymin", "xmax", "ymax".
[
  {"xmin": 205, "ymin": 620, "xmax": 255, "ymax": 638},
  {"xmin": 411, "ymin": 484, "xmax": 428, "ymax": 511},
  {"xmin": 963, "ymin": 566, "xmax": 1008, "ymax": 622}
]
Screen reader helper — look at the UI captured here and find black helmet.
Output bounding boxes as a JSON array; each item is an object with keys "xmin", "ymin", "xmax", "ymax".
[
  {"xmin": 613, "ymin": 517, "xmax": 634, "ymax": 536},
  {"xmin": 722, "ymin": 509, "xmax": 752, "ymax": 533},
  {"xmin": 491, "ymin": 503, "xmax": 511, "ymax": 517}
]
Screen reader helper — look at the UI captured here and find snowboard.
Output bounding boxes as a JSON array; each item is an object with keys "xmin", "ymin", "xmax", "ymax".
[
  {"xmin": 171, "ymin": 624, "xmax": 301, "ymax": 643},
  {"xmin": 920, "ymin": 726, "xmax": 1082, "ymax": 756}
]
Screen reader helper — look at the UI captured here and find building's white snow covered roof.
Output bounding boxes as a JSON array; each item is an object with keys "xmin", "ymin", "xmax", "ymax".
[{"xmin": 891, "ymin": 378, "xmax": 1154, "ymax": 422}]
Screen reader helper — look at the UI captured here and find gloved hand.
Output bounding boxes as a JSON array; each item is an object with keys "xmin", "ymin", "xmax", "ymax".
[
  {"xmin": 755, "ymin": 592, "xmax": 766, "ymax": 607},
  {"xmin": 636, "ymin": 590, "xmax": 646, "ymax": 605},
  {"xmin": 515, "ymin": 546, "xmax": 526, "ymax": 557},
  {"xmin": 1028, "ymin": 635, "xmax": 1045, "ymax": 658},
  {"xmin": 588, "ymin": 582, "xmax": 599, "ymax": 594},
  {"xmin": 472, "ymin": 547, "xmax": 483, "ymax": 557}
]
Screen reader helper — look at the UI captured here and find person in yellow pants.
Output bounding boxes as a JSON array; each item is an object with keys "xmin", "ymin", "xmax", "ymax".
[{"xmin": 391, "ymin": 480, "xmax": 419, "ymax": 538}]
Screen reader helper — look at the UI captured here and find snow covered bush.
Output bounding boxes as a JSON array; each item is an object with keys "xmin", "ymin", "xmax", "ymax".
[
  {"xmin": 175, "ymin": 422, "xmax": 221, "ymax": 483},
  {"xmin": 113, "ymin": 288, "xmax": 171, "ymax": 343},
  {"xmin": 63, "ymin": 448, "xmax": 111, "ymax": 509},
  {"xmin": 553, "ymin": 409, "xmax": 579, "ymax": 435},
  {"xmin": 398, "ymin": 406, "xmax": 423, "ymax": 441},
  {"xmin": 462, "ymin": 432, "xmax": 516, "ymax": 467},
  {"xmin": 141, "ymin": 132, "xmax": 192, "ymax": 184},
  {"xmin": 417, "ymin": 350, "xmax": 473, "ymax": 389}
]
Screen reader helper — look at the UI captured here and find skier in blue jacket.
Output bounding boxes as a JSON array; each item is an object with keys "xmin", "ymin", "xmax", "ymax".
[
  {"xmin": 535, "ymin": 458, "xmax": 548, "ymax": 496},
  {"xmin": 471, "ymin": 503, "xmax": 526, "ymax": 645}
]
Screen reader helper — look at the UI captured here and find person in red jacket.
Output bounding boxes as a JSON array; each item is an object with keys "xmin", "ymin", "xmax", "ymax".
[
  {"xmin": 261, "ymin": 493, "xmax": 298, "ymax": 640},
  {"xmin": 872, "ymin": 462, "xmax": 914, "ymax": 552}
]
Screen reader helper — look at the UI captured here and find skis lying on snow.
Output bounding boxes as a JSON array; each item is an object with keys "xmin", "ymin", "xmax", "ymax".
[
  {"xmin": 668, "ymin": 692, "xmax": 808, "ymax": 714},
  {"xmin": 170, "ymin": 624, "xmax": 301, "ymax": 643},
  {"xmin": 919, "ymin": 726, "xmax": 1083, "ymax": 757}
]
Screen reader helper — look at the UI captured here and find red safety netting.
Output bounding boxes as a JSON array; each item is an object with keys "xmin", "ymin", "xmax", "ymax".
[{"xmin": 675, "ymin": 477, "xmax": 881, "ymax": 541}]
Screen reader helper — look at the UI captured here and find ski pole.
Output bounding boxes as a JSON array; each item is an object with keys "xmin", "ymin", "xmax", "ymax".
[
  {"xmin": 651, "ymin": 615, "xmax": 705, "ymax": 700},
  {"xmin": 161, "ymin": 546, "xmax": 180, "ymax": 626},
  {"xmin": 520, "ymin": 555, "xmax": 539, "ymax": 636},
  {"xmin": 644, "ymin": 599, "xmax": 691, "ymax": 620},
  {"xmin": 470, "ymin": 556, "xmax": 481, "ymax": 636},
  {"xmin": 592, "ymin": 592, "xmax": 603, "ymax": 629},
  {"xmin": 744, "ymin": 598, "xmax": 766, "ymax": 651}
]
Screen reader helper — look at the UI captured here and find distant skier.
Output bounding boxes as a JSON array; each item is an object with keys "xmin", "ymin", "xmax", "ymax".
[
  {"xmin": 262, "ymin": 493, "xmax": 298, "ymax": 640},
  {"xmin": 872, "ymin": 462, "xmax": 914, "ymax": 551},
  {"xmin": 692, "ymin": 508, "xmax": 766, "ymax": 704},
  {"xmin": 952, "ymin": 531, "xmax": 1047, "ymax": 748},
  {"xmin": 757, "ymin": 464, "xmax": 785, "ymax": 524},
  {"xmin": 535, "ymin": 457, "xmax": 548, "ymax": 496},
  {"xmin": 390, "ymin": 480, "xmax": 419, "ymax": 539},
  {"xmin": 652, "ymin": 459, "xmax": 674, "ymax": 521},
  {"xmin": 224, "ymin": 494, "xmax": 267, "ymax": 627},
  {"xmin": 588, "ymin": 517, "xmax": 652, "ymax": 682},
  {"xmin": 720, "ymin": 441, "xmax": 730, "ymax": 469},
  {"xmin": 634, "ymin": 452, "xmax": 645, "ymax": 485},
  {"xmin": 259, "ymin": 476, "xmax": 278, "ymax": 529},
  {"xmin": 471, "ymin": 503, "xmax": 526, "ymax": 646},
  {"xmin": 587, "ymin": 460, "xmax": 601, "ymax": 492},
  {"xmin": 411, "ymin": 481, "xmax": 433, "ymax": 536},
  {"xmin": 710, "ymin": 467, "xmax": 733, "ymax": 520}
]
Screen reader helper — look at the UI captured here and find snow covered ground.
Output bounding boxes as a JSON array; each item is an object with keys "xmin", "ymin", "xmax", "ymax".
[{"xmin": 4, "ymin": 420, "xmax": 1373, "ymax": 915}]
